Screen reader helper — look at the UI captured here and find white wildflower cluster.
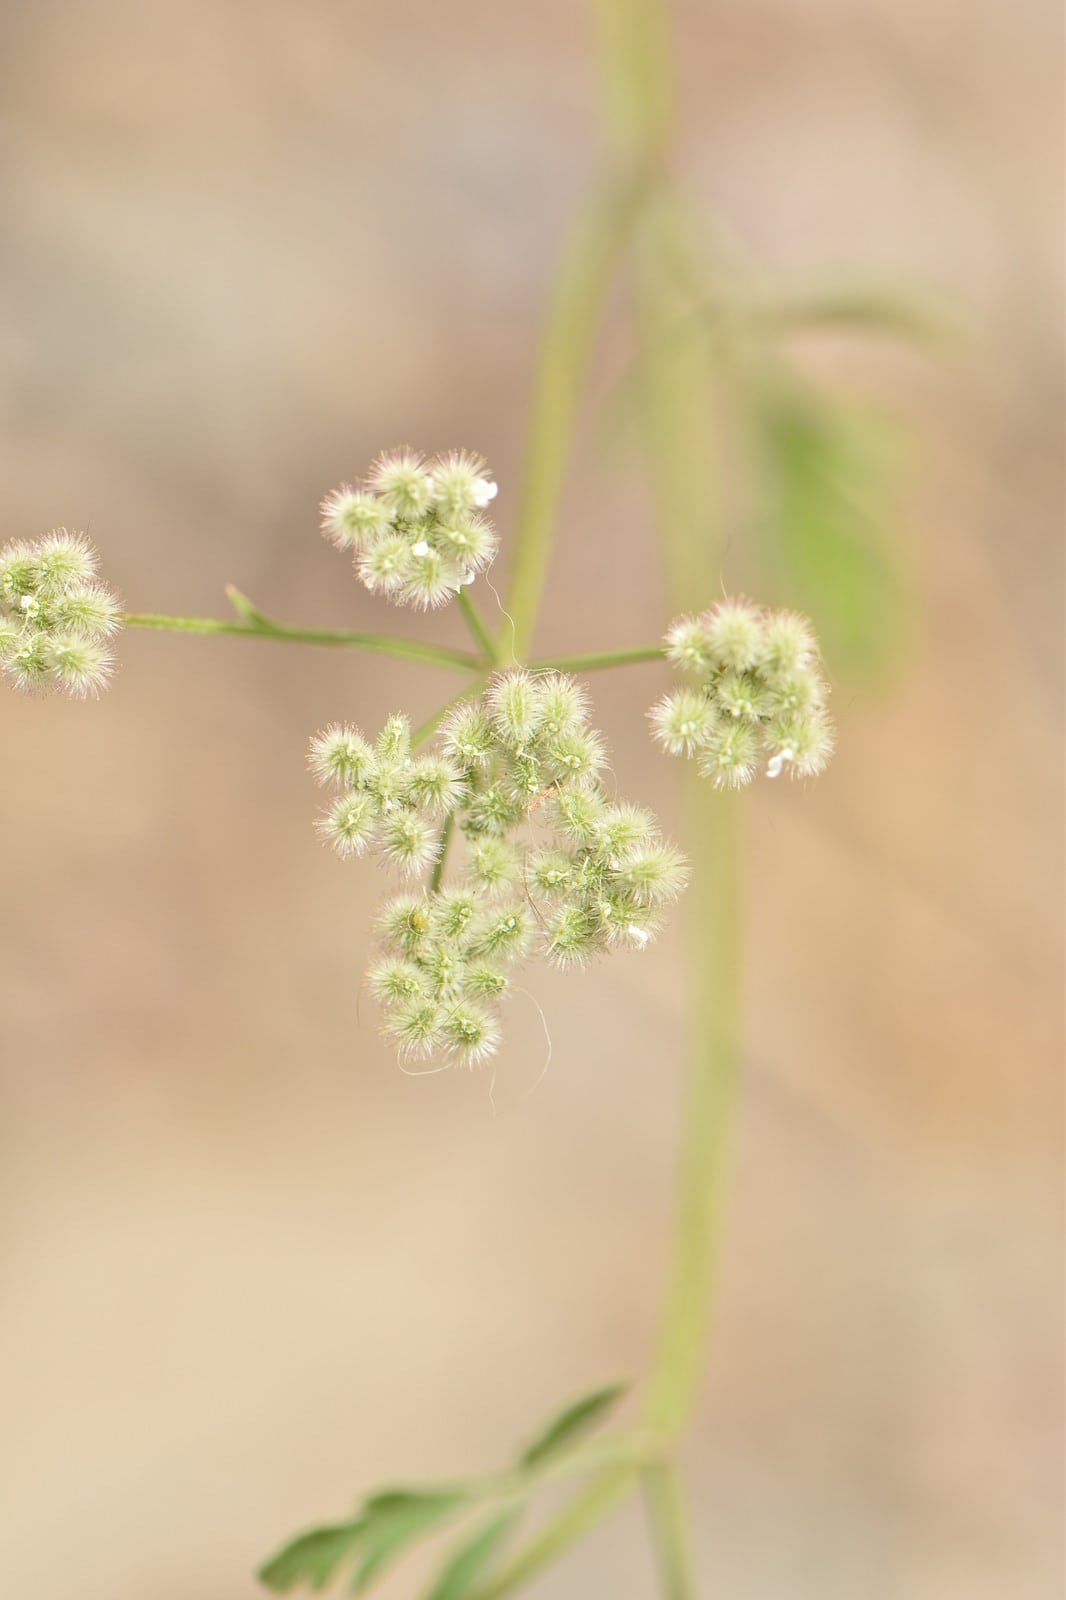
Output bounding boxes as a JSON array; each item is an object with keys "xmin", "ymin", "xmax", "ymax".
[
  {"xmin": 0, "ymin": 531, "xmax": 122, "ymax": 697},
  {"xmin": 310, "ymin": 670, "xmax": 687, "ymax": 1067},
  {"xmin": 649, "ymin": 599, "xmax": 834, "ymax": 786},
  {"xmin": 320, "ymin": 448, "xmax": 499, "ymax": 609}
]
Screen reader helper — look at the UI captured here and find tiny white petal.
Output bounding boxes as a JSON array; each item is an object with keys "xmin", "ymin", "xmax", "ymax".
[
  {"xmin": 473, "ymin": 480, "xmax": 498, "ymax": 507},
  {"xmin": 628, "ymin": 925, "xmax": 651, "ymax": 948},
  {"xmin": 411, "ymin": 540, "xmax": 431, "ymax": 557}
]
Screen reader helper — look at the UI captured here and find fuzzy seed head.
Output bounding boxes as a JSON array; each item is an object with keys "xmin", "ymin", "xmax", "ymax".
[
  {"xmin": 543, "ymin": 727, "xmax": 606, "ymax": 785},
  {"xmin": 382, "ymin": 813, "xmax": 439, "ymax": 876},
  {"xmin": 366, "ymin": 959, "xmax": 425, "ymax": 1006},
  {"xmin": 320, "ymin": 486, "xmax": 390, "ymax": 551},
  {"xmin": 470, "ymin": 836, "xmax": 521, "ymax": 893},
  {"xmin": 444, "ymin": 1003, "xmax": 501, "ymax": 1066},
  {"xmin": 387, "ymin": 998, "xmax": 444, "ymax": 1061},
  {"xmin": 429, "ymin": 451, "xmax": 497, "ymax": 517},
  {"xmin": 308, "ymin": 724, "xmax": 375, "ymax": 788},
  {"xmin": 442, "ymin": 702, "xmax": 495, "ymax": 770},
  {"xmin": 48, "ymin": 637, "xmax": 114, "ymax": 697},
  {"xmin": 487, "ymin": 670, "xmax": 542, "ymax": 749},
  {"xmin": 526, "ymin": 850, "xmax": 574, "ymax": 898},
  {"xmin": 653, "ymin": 599, "xmax": 834, "ymax": 790},
  {"xmin": 408, "ymin": 756, "xmax": 466, "ymax": 816},
  {"xmin": 318, "ymin": 792, "xmax": 379, "ymax": 856},
  {"xmin": 619, "ymin": 843, "xmax": 689, "ymax": 906},
  {"xmin": 1, "ymin": 531, "xmax": 122, "ymax": 697},
  {"xmin": 368, "ymin": 449, "xmax": 433, "ymax": 520},
  {"xmin": 595, "ymin": 804, "xmax": 654, "ymax": 861},
  {"xmin": 402, "ymin": 546, "xmax": 455, "ymax": 610},
  {"xmin": 435, "ymin": 513, "xmax": 497, "ymax": 571},
  {"xmin": 357, "ymin": 535, "xmax": 411, "ymax": 595},
  {"xmin": 321, "ymin": 447, "xmax": 499, "ymax": 610},
  {"xmin": 430, "ymin": 889, "xmax": 480, "ymax": 940},
  {"xmin": 462, "ymin": 965, "xmax": 509, "ymax": 1001},
  {"xmin": 545, "ymin": 905, "xmax": 596, "ymax": 968},
  {"xmin": 314, "ymin": 670, "xmax": 686, "ymax": 1072},
  {"xmin": 664, "ymin": 614, "xmax": 715, "ymax": 676},
  {"xmin": 704, "ymin": 599, "xmax": 764, "ymax": 671},
  {"xmin": 649, "ymin": 688, "xmax": 716, "ymax": 757},
  {"xmin": 761, "ymin": 611, "xmax": 817, "ymax": 680},
  {"xmin": 36, "ymin": 531, "xmax": 98, "ymax": 592},
  {"xmin": 535, "ymin": 674, "xmax": 589, "ymax": 738},
  {"xmin": 553, "ymin": 787, "xmax": 606, "ymax": 846},
  {"xmin": 698, "ymin": 720, "xmax": 760, "ymax": 790}
]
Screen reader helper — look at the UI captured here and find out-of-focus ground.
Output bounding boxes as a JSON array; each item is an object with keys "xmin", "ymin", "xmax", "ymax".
[{"xmin": 0, "ymin": 2, "xmax": 1062, "ymax": 1596}]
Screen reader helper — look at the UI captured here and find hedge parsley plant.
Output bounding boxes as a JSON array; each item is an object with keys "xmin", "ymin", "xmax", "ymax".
[{"xmin": 6, "ymin": 0, "xmax": 931, "ymax": 1590}]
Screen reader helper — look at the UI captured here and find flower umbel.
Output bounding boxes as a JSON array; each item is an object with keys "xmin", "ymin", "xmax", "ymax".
[
  {"xmin": 650, "ymin": 599, "xmax": 834, "ymax": 785},
  {"xmin": 310, "ymin": 670, "xmax": 687, "ymax": 1068},
  {"xmin": 0, "ymin": 531, "xmax": 122, "ymax": 696},
  {"xmin": 320, "ymin": 448, "xmax": 499, "ymax": 609}
]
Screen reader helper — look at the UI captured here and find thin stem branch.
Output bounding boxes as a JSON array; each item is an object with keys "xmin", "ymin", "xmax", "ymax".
[
  {"xmin": 466, "ymin": 1427, "xmax": 663, "ymax": 1510},
  {"xmin": 529, "ymin": 644, "xmax": 664, "ymax": 673},
  {"xmin": 122, "ymin": 612, "xmax": 480, "ymax": 672},
  {"xmin": 636, "ymin": 178, "xmax": 747, "ymax": 1443},
  {"xmin": 456, "ymin": 588, "xmax": 500, "ymax": 664},
  {"xmin": 644, "ymin": 786, "xmax": 742, "ymax": 1435},
  {"xmin": 642, "ymin": 1456, "xmax": 696, "ymax": 1599},
  {"xmin": 428, "ymin": 813, "xmax": 455, "ymax": 894},
  {"xmin": 467, "ymin": 1466, "xmax": 637, "ymax": 1600},
  {"xmin": 504, "ymin": 172, "xmax": 650, "ymax": 662}
]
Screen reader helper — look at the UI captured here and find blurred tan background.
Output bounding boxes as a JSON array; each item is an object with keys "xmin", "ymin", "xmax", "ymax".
[{"xmin": 1, "ymin": 2, "xmax": 1062, "ymax": 1596}]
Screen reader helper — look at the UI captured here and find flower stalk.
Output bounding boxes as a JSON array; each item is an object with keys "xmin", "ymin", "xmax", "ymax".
[
  {"xmin": 456, "ymin": 588, "xmax": 500, "ymax": 665},
  {"xmin": 504, "ymin": 172, "xmax": 651, "ymax": 661},
  {"xmin": 122, "ymin": 610, "xmax": 481, "ymax": 672}
]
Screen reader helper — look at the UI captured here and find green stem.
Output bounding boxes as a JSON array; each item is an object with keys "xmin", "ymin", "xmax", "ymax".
[
  {"xmin": 468, "ymin": 1466, "xmax": 637, "ymax": 1600},
  {"xmin": 642, "ymin": 1459, "xmax": 696, "ymax": 1599},
  {"xmin": 529, "ymin": 644, "xmax": 664, "ymax": 673},
  {"xmin": 456, "ymin": 588, "xmax": 500, "ymax": 664},
  {"xmin": 504, "ymin": 173, "xmax": 649, "ymax": 662},
  {"xmin": 122, "ymin": 612, "xmax": 480, "ymax": 672},
  {"xmin": 428, "ymin": 813, "xmax": 455, "ymax": 894},
  {"xmin": 645, "ymin": 788, "xmax": 742, "ymax": 1435},
  {"xmin": 636, "ymin": 178, "xmax": 746, "ymax": 1440}
]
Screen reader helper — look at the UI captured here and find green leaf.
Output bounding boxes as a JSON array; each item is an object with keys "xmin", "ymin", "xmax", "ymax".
[
  {"xmin": 259, "ymin": 1520, "xmax": 365, "ymax": 1593},
  {"xmin": 351, "ymin": 1491, "xmax": 468, "ymax": 1592},
  {"xmin": 225, "ymin": 583, "xmax": 273, "ymax": 627},
  {"xmin": 423, "ymin": 1511, "xmax": 522, "ymax": 1600},
  {"xmin": 755, "ymin": 376, "xmax": 910, "ymax": 680},
  {"xmin": 259, "ymin": 1491, "xmax": 469, "ymax": 1596},
  {"xmin": 520, "ymin": 1382, "xmax": 627, "ymax": 1470}
]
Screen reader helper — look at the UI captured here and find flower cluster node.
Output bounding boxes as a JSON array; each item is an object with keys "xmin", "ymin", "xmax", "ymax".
[
  {"xmin": 311, "ymin": 670, "xmax": 687, "ymax": 1068},
  {"xmin": 320, "ymin": 448, "xmax": 498, "ymax": 609},
  {"xmin": 650, "ymin": 599, "xmax": 834, "ymax": 786},
  {"xmin": 0, "ymin": 531, "xmax": 122, "ymax": 697}
]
